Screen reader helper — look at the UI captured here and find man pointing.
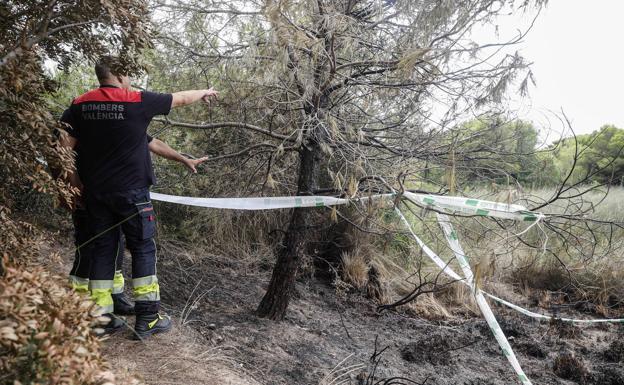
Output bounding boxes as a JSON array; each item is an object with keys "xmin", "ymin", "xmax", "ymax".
[
  {"xmin": 61, "ymin": 133, "xmax": 209, "ymax": 318},
  {"xmin": 61, "ymin": 56, "xmax": 217, "ymax": 339}
]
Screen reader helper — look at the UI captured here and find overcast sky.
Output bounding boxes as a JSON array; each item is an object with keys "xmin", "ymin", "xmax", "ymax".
[{"xmin": 472, "ymin": 0, "xmax": 624, "ymax": 138}]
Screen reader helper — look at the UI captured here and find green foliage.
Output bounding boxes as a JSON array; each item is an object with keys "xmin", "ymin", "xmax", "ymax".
[
  {"xmin": 439, "ymin": 120, "xmax": 624, "ymax": 189},
  {"xmin": 47, "ymin": 65, "xmax": 99, "ymax": 116},
  {"xmin": 457, "ymin": 117, "xmax": 540, "ymax": 185},
  {"xmin": 1, "ymin": 0, "xmax": 152, "ymax": 259},
  {"xmin": 551, "ymin": 125, "xmax": 624, "ymax": 185},
  {"xmin": 0, "ymin": 1, "xmax": 153, "ymax": 383}
]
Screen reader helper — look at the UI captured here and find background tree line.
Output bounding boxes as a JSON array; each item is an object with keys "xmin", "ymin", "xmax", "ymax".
[{"xmin": 435, "ymin": 119, "xmax": 624, "ymax": 190}]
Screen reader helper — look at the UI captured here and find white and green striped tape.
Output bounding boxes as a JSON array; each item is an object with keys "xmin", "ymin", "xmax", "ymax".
[
  {"xmin": 437, "ymin": 213, "xmax": 532, "ymax": 385},
  {"xmin": 150, "ymin": 192, "xmax": 393, "ymax": 210},
  {"xmin": 394, "ymin": 207, "xmax": 532, "ymax": 384},
  {"xmin": 151, "ymin": 190, "xmax": 624, "ymax": 385},
  {"xmin": 152, "ymin": 190, "xmax": 622, "ymax": 325},
  {"xmin": 404, "ymin": 191, "xmax": 543, "ymax": 222},
  {"xmin": 484, "ymin": 293, "xmax": 624, "ymax": 324},
  {"xmin": 151, "ymin": 191, "xmax": 539, "ymax": 221}
]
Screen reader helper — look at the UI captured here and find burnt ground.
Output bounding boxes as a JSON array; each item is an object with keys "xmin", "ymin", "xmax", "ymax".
[
  {"xmin": 133, "ymin": 245, "xmax": 624, "ymax": 385},
  {"xmin": 47, "ymin": 233, "xmax": 624, "ymax": 385}
]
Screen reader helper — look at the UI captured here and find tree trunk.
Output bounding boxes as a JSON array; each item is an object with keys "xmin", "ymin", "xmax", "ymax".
[{"xmin": 257, "ymin": 143, "xmax": 320, "ymax": 320}]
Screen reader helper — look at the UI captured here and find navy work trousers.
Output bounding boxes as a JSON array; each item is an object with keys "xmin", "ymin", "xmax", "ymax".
[
  {"xmin": 70, "ymin": 207, "xmax": 125, "ymax": 293},
  {"xmin": 85, "ymin": 187, "xmax": 160, "ymax": 315}
]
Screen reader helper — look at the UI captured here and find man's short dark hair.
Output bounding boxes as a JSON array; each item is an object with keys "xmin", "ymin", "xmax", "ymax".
[{"xmin": 95, "ymin": 56, "xmax": 124, "ymax": 82}]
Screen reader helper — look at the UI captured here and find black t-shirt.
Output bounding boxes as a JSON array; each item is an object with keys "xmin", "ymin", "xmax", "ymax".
[{"xmin": 61, "ymin": 85, "xmax": 172, "ymax": 193}]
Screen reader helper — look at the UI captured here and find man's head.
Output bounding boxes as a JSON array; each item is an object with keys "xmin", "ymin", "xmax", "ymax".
[{"xmin": 95, "ymin": 56, "xmax": 131, "ymax": 90}]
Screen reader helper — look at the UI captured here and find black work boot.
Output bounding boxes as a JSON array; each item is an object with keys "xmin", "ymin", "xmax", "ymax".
[
  {"xmin": 96, "ymin": 313, "xmax": 125, "ymax": 336},
  {"xmin": 112, "ymin": 293, "xmax": 135, "ymax": 315},
  {"xmin": 133, "ymin": 313, "xmax": 172, "ymax": 340}
]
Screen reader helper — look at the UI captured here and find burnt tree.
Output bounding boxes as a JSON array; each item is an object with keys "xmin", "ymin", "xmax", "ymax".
[{"xmin": 154, "ymin": 0, "xmax": 548, "ymax": 320}]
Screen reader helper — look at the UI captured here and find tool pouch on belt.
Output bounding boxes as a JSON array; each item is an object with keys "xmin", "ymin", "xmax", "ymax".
[{"xmin": 136, "ymin": 202, "xmax": 156, "ymax": 240}]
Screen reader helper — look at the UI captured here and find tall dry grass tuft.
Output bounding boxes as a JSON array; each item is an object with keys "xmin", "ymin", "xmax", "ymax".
[
  {"xmin": 509, "ymin": 255, "xmax": 624, "ymax": 316},
  {"xmin": 330, "ymin": 212, "xmax": 465, "ymax": 318},
  {"xmin": 437, "ymin": 283, "xmax": 479, "ymax": 316},
  {"xmin": 340, "ymin": 251, "xmax": 369, "ymax": 289}
]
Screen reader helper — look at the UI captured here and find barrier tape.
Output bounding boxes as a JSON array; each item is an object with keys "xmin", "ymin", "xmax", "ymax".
[
  {"xmin": 437, "ymin": 213, "xmax": 531, "ymax": 384},
  {"xmin": 152, "ymin": 191, "xmax": 624, "ymax": 323},
  {"xmin": 484, "ymin": 293, "xmax": 624, "ymax": 324},
  {"xmin": 393, "ymin": 207, "xmax": 531, "ymax": 383},
  {"xmin": 393, "ymin": 207, "xmax": 463, "ymax": 282},
  {"xmin": 151, "ymin": 190, "xmax": 624, "ymax": 384},
  {"xmin": 404, "ymin": 191, "xmax": 544, "ymax": 222},
  {"xmin": 150, "ymin": 192, "xmax": 393, "ymax": 210},
  {"xmin": 152, "ymin": 191, "xmax": 623, "ymax": 324}
]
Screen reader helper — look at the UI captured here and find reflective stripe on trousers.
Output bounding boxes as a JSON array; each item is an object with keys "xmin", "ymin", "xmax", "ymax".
[
  {"xmin": 112, "ymin": 270, "xmax": 125, "ymax": 294},
  {"xmin": 133, "ymin": 275, "xmax": 160, "ymax": 301},
  {"xmin": 89, "ymin": 279, "xmax": 114, "ymax": 313},
  {"xmin": 70, "ymin": 271, "xmax": 125, "ymax": 295},
  {"xmin": 69, "ymin": 275, "xmax": 89, "ymax": 294}
]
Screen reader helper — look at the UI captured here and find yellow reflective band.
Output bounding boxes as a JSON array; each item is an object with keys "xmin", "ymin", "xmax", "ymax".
[
  {"xmin": 113, "ymin": 271, "xmax": 125, "ymax": 294},
  {"xmin": 68, "ymin": 275, "xmax": 89, "ymax": 294},
  {"xmin": 71, "ymin": 282, "xmax": 89, "ymax": 294},
  {"xmin": 133, "ymin": 282, "xmax": 160, "ymax": 301},
  {"xmin": 148, "ymin": 318, "xmax": 158, "ymax": 329},
  {"xmin": 148, "ymin": 314, "xmax": 164, "ymax": 329},
  {"xmin": 91, "ymin": 288, "xmax": 114, "ymax": 313}
]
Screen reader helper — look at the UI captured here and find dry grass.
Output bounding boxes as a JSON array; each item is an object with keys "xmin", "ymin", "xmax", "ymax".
[
  {"xmin": 102, "ymin": 322, "xmax": 260, "ymax": 385},
  {"xmin": 552, "ymin": 351, "xmax": 589, "ymax": 383},
  {"xmin": 340, "ymin": 251, "xmax": 368, "ymax": 289},
  {"xmin": 317, "ymin": 354, "xmax": 365, "ymax": 385},
  {"xmin": 406, "ymin": 292, "xmax": 453, "ymax": 319},
  {"xmin": 155, "ymin": 200, "xmax": 285, "ymax": 262},
  {"xmin": 508, "ymin": 255, "xmax": 624, "ymax": 316}
]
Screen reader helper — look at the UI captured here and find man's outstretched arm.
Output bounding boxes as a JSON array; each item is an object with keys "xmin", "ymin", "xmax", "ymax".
[
  {"xmin": 171, "ymin": 88, "xmax": 219, "ymax": 108},
  {"xmin": 148, "ymin": 138, "xmax": 209, "ymax": 173}
]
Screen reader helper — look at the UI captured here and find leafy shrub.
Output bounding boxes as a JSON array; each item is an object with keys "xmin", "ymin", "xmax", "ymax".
[{"xmin": 0, "ymin": 259, "xmax": 115, "ymax": 385}]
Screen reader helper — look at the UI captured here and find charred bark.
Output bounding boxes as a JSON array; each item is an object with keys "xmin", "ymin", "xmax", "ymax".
[{"xmin": 257, "ymin": 143, "xmax": 322, "ymax": 320}]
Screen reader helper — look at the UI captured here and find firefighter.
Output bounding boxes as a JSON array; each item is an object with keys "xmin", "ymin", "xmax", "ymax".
[
  {"xmin": 60, "ymin": 55, "xmax": 218, "ymax": 339},
  {"xmin": 63, "ymin": 133, "xmax": 209, "ymax": 319}
]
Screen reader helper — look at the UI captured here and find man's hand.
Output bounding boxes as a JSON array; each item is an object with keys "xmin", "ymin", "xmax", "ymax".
[
  {"xmin": 172, "ymin": 88, "xmax": 219, "ymax": 108},
  {"xmin": 183, "ymin": 156, "xmax": 209, "ymax": 173},
  {"xmin": 148, "ymin": 138, "xmax": 209, "ymax": 173},
  {"xmin": 201, "ymin": 88, "xmax": 219, "ymax": 105}
]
